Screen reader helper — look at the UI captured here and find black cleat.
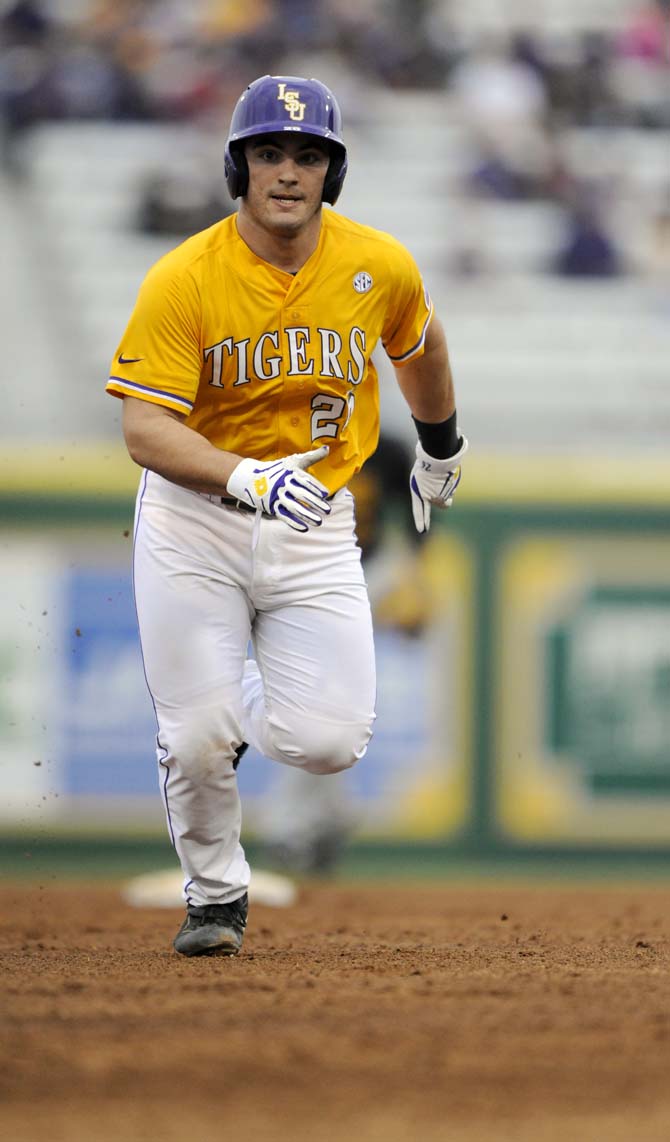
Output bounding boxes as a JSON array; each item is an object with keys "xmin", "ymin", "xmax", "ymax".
[
  {"xmin": 233, "ymin": 742, "xmax": 248, "ymax": 771},
  {"xmin": 173, "ymin": 893, "xmax": 248, "ymax": 957}
]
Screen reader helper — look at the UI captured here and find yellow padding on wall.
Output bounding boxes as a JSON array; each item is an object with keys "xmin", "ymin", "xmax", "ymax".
[
  {"xmin": 460, "ymin": 453, "xmax": 670, "ymax": 506},
  {"xmin": 0, "ymin": 445, "xmax": 669, "ymax": 505},
  {"xmin": 0, "ymin": 445, "xmax": 140, "ymax": 497}
]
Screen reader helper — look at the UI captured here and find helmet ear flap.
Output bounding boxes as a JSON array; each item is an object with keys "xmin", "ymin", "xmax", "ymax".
[
  {"xmin": 224, "ymin": 143, "xmax": 248, "ymax": 200},
  {"xmin": 323, "ymin": 148, "xmax": 348, "ymax": 205}
]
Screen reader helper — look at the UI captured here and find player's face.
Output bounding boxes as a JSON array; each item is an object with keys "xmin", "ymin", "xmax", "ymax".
[{"xmin": 242, "ymin": 134, "xmax": 330, "ymax": 238}]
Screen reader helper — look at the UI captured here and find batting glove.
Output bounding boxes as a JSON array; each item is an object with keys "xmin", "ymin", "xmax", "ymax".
[
  {"xmin": 226, "ymin": 445, "xmax": 331, "ymax": 532},
  {"xmin": 409, "ymin": 435, "xmax": 469, "ymax": 533}
]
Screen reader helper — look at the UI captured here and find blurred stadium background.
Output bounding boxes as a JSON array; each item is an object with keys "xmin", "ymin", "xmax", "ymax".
[{"xmin": 1, "ymin": 0, "xmax": 669, "ymax": 875}]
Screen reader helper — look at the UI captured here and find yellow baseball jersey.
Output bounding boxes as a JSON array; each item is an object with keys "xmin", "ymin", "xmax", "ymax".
[{"xmin": 107, "ymin": 209, "xmax": 434, "ymax": 493}]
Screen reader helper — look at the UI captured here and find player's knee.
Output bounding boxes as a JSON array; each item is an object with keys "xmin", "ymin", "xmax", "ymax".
[
  {"xmin": 291, "ymin": 719, "xmax": 372, "ymax": 775},
  {"xmin": 159, "ymin": 714, "xmax": 240, "ymax": 778}
]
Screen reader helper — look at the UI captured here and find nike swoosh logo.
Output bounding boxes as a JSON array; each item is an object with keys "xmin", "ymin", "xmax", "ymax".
[{"xmin": 118, "ymin": 354, "xmax": 144, "ymax": 364}]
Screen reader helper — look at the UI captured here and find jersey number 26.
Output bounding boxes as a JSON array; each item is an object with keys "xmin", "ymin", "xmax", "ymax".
[{"xmin": 311, "ymin": 392, "xmax": 355, "ymax": 441}]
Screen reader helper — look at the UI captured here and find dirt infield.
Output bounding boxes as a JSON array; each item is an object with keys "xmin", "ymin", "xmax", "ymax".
[{"xmin": 2, "ymin": 878, "xmax": 670, "ymax": 1142}]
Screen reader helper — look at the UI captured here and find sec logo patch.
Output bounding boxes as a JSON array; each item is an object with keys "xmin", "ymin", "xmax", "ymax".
[{"xmin": 353, "ymin": 271, "xmax": 373, "ymax": 294}]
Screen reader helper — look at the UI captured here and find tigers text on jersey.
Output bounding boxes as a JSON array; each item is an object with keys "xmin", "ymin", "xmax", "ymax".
[{"xmin": 107, "ymin": 209, "xmax": 434, "ymax": 493}]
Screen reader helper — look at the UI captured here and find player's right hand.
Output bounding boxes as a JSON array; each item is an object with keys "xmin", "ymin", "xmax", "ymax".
[{"xmin": 226, "ymin": 445, "xmax": 331, "ymax": 531}]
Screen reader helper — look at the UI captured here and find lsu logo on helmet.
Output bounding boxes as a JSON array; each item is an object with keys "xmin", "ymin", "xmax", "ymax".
[{"xmin": 277, "ymin": 82, "xmax": 305, "ymax": 121}]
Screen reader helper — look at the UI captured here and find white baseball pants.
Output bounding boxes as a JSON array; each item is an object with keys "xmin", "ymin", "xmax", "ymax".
[{"xmin": 132, "ymin": 471, "xmax": 376, "ymax": 906}]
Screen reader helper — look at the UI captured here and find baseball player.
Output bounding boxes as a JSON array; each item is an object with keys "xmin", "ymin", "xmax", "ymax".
[{"xmin": 107, "ymin": 74, "xmax": 468, "ymax": 957}]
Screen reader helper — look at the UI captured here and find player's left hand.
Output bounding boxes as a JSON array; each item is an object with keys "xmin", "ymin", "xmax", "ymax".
[
  {"xmin": 227, "ymin": 445, "xmax": 331, "ymax": 531},
  {"xmin": 409, "ymin": 436, "xmax": 469, "ymax": 533}
]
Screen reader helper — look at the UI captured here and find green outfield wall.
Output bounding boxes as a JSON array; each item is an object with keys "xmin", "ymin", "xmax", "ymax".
[{"xmin": 1, "ymin": 445, "xmax": 669, "ymax": 858}]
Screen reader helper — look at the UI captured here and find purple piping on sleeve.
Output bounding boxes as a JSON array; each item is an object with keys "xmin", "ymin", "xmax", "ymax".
[
  {"xmin": 386, "ymin": 301, "xmax": 434, "ymax": 363},
  {"xmin": 108, "ymin": 376, "xmax": 194, "ymax": 413}
]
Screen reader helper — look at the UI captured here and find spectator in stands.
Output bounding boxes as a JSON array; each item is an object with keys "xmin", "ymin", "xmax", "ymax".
[
  {"xmin": 450, "ymin": 32, "xmax": 549, "ymax": 136},
  {"xmin": 43, "ymin": 29, "xmax": 146, "ymax": 121},
  {"xmin": 617, "ymin": 0, "xmax": 669, "ymax": 64},
  {"xmin": 546, "ymin": 31, "xmax": 622, "ymax": 127},
  {"xmin": 450, "ymin": 33, "xmax": 553, "ymax": 205},
  {"xmin": 338, "ymin": 0, "xmax": 451, "ymax": 88},
  {"xmin": 612, "ymin": 0, "xmax": 670, "ymax": 127},
  {"xmin": 0, "ymin": 2, "xmax": 54, "ymax": 172},
  {"xmin": 86, "ymin": 1, "xmax": 221, "ymax": 122},
  {"xmin": 1, "ymin": 0, "xmax": 50, "ymax": 43},
  {"xmin": 551, "ymin": 182, "xmax": 626, "ymax": 278},
  {"xmin": 137, "ymin": 167, "xmax": 235, "ymax": 237},
  {"xmin": 466, "ymin": 138, "xmax": 552, "ymax": 202}
]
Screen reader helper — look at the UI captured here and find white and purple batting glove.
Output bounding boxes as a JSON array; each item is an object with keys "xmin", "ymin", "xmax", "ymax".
[
  {"xmin": 226, "ymin": 445, "xmax": 331, "ymax": 532},
  {"xmin": 409, "ymin": 435, "xmax": 469, "ymax": 533}
]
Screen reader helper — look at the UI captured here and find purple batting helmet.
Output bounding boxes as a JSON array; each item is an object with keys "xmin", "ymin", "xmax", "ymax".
[{"xmin": 224, "ymin": 74, "xmax": 348, "ymax": 205}]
